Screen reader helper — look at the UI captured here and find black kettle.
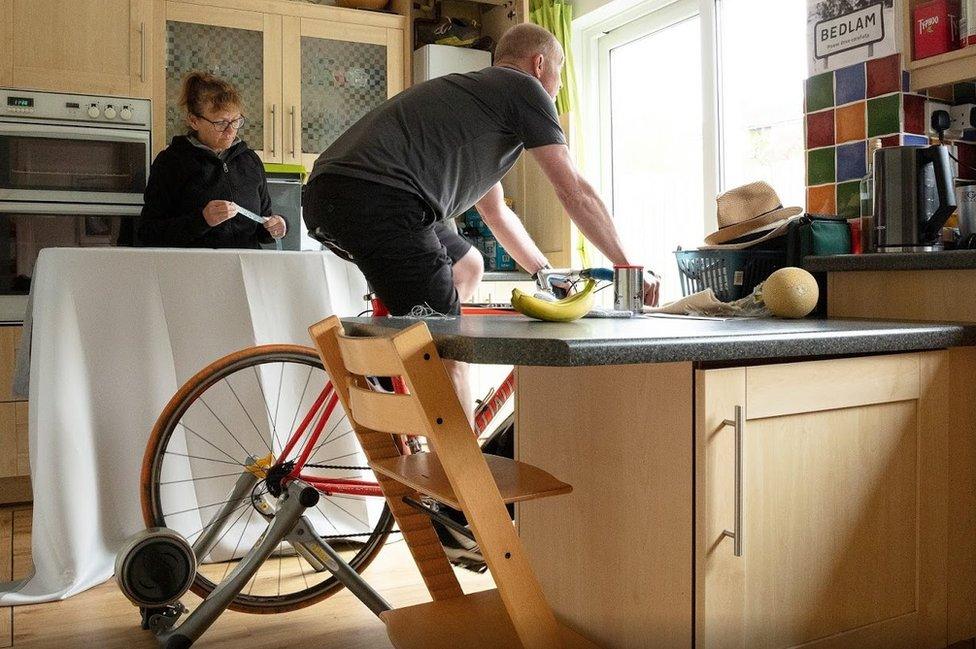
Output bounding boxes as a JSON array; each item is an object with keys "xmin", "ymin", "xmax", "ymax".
[{"xmin": 873, "ymin": 144, "xmax": 956, "ymax": 252}]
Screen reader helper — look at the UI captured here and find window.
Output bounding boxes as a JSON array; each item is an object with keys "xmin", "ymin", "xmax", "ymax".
[
  {"xmin": 577, "ymin": 0, "xmax": 807, "ymax": 300},
  {"xmin": 717, "ymin": 0, "xmax": 806, "ymax": 208},
  {"xmin": 597, "ymin": 0, "xmax": 703, "ymax": 302}
]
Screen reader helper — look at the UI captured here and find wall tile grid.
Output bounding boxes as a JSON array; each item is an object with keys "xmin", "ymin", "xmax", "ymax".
[{"xmin": 804, "ymin": 53, "xmax": 976, "ymax": 217}]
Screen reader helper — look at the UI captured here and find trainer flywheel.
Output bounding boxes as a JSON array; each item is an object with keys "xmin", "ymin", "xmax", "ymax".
[{"xmin": 115, "ymin": 528, "xmax": 196, "ymax": 608}]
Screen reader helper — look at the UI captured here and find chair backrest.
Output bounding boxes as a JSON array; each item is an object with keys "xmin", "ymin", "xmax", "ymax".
[{"xmin": 308, "ymin": 316, "xmax": 471, "ymax": 444}]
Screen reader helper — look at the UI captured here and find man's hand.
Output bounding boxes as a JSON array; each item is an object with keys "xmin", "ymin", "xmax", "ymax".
[
  {"xmin": 263, "ymin": 215, "xmax": 287, "ymax": 239},
  {"xmin": 644, "ymin": 273, "xmax": 660, "ymax": 307},
  {"xmin": 202, "ymin": 200, "xmax": 237, "ymax": 227}
]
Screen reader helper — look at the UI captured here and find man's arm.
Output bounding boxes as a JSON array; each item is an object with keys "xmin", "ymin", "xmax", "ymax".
[
  {"xmin": 529, "ymin": 143, "xmax": 631, "ymax": 263},
  {"xmin": 529, "ymin": 143, "xmax": 659, "ymax": 305},
  {"xmin": 474, "ymin": 182, "xmax": 550, "ymax": 275}
]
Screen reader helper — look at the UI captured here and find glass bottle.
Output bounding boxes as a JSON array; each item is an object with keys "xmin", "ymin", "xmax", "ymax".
[{"xmin": 860, "ymin": 139, "xmax": 883, "ymax": 253}]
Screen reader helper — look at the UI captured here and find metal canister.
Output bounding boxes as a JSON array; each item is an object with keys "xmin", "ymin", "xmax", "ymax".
[
  {"xmin": 957, "ymin": 182, "xmax": 976, "ymax": 239},
  {"xmin": 613, "ymin": 265, "xmax": 644, "ymax": 312}
]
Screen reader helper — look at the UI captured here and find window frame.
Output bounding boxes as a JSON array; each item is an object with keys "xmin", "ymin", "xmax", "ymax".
[{"xmin": 575, "ymin": 0, "xmax": 729, "ymax": 241}]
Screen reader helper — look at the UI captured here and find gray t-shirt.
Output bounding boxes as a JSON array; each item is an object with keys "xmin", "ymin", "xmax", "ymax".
[{"xmin": 308, "ymin": 65, "xmax": 567, "ymax": 222}]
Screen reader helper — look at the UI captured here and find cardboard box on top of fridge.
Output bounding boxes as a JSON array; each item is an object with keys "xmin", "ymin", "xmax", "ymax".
[{"xmin": 914, "ymin": 0, "xmax": 961, "ymax": 59}]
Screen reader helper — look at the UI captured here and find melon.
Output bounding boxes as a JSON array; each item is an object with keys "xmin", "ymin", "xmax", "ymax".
[{"xmin": 761, "ymin": 267, "xmax": 819, "ymax": 318}]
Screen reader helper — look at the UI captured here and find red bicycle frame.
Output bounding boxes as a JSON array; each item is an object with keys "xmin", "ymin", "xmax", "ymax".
[{"xmin": 277, "ymin": 299, "xmax": 517, "ymax": 498}]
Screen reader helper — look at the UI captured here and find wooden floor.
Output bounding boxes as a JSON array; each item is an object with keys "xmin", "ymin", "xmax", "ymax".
[{"xmin": 0, "ymin": 505, "xmax": 493, "ymax": 648}]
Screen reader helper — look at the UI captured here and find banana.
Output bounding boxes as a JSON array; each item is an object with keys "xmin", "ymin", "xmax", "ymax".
[{"xmin": 510, "ymin": 279, "xmax": 596, "ymax": 322}]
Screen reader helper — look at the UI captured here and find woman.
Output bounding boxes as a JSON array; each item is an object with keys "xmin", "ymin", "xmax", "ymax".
[{"xmin": 137, "ymin": 71, "xmax": 286, "ymax": 247}]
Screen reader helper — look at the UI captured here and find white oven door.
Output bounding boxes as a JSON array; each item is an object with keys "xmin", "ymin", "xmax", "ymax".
[{"xmin": 0, "ymin": 121, "xmax": 149, "ymax": 208}]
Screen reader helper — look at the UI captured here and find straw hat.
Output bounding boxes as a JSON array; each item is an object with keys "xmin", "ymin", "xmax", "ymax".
[{"xmin": 701, "ymin": 181, "xmax": 804, "ymax": 248}]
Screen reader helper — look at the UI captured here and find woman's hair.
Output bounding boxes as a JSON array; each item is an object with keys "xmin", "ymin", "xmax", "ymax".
[{"xmin": 179, "ymin": 71, "xmax": 243, "ymax": 127}]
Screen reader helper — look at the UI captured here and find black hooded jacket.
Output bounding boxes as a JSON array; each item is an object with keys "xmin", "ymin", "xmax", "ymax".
[{"xmin": 136, "ymin": 136, "xmax": 274, "ymax": 248}]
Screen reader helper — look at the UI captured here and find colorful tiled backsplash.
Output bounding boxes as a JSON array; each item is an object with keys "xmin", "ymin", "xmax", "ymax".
[{"xmin": 804, "ymin": 53, "xmax": 976, "ymax": 218}]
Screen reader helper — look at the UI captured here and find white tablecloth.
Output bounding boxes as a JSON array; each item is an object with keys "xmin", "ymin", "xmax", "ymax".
[{"xmin": 0, "ymin": 247, "xmax": 368, "ymax": 604}]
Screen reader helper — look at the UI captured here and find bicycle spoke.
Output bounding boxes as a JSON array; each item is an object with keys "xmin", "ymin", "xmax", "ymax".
[
  {"xmin": 198, "ymin": 397, "xmax": 252, "ymax": 458},
  {"xmin": 306, "ymin": 415, "xmax": 352, "ymax": 462},
  {"xmin": 319, "ymin": 496, "xmax": 370, "ymax": 530},
  {"xmin": 308, "ymin": 429, "xmax": 355, "ymax": 452},
  {"xmin": 273, "ymin": 363, "xmax": 284, "ymax": 436},
  {"xmin": 163, "ymin": 451, "xmax": 244, "ymax": 468},
  {"xmin": 179, "ymin": 421, "xmax": 246, "ymax": 467},
  {"xmin": 277, "ymin": 541, "xmax": 283, "ymax": 597},
  {"xmin": 252, "ymin": 366, "xmax": 280, "ymax": 455},
  {"xmin": 313, "ymin": 502, "xmax": 339, "ymax": 533},
  {"xmin": 221, "ymin": 505, "xmax": 257, "ymax": 583},
  {"xmin": 299, "ymin": 393, "xmax": 333, "ymax": 462},
  {"xmin": 246, "ymin": 567, "xmax": 258, "ymax": 596},
  {"xmin": 159, "ymin": 471, "xmax": 242, "ymax": 486},
  {"xmin": 202, "ymin": 498, "xmax": 254, "ymax": 563},
  {"xmin": 164, "ymin": 494, "xmax": 249, "ymax": 519},
  {"xmin": 288, "ymin": 366, "xmax": 314, "ymax": 441},
  {"xmin": 296, "ymin": 545, "xmax": 310, "ymax": 590},
  {"xmin": 182, "ymin": 499, "xmax": 253, "ymax": 543},
  {"xmin": 223, "ymin": 376, "xmax": 273, "ymax": 455}
]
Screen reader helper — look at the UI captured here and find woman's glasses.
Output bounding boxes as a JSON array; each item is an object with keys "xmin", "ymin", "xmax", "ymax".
[{"xmin": 194, "ymin": 114, "xmax": 246, "ymax": 132}]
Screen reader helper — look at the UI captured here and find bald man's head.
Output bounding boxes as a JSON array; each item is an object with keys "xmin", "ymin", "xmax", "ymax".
[
  {"xmin": 494, "ymin": 24, "xmax": 564, "ymax": 99},
  {"xmin": 495, "ymin": 23, "xmax": 560, "ymax": 63}
]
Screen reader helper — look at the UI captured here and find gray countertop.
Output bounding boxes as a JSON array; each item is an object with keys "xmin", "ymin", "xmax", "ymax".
[
  {"xmin": 804, "ymin": 250, "xmax": 976, "ymax": 272},
  {"xmin": 341, "ymin": 315, "xmax": 976, "ymax": 366}
]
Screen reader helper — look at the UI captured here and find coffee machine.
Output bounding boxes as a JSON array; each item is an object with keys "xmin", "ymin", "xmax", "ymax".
[{"xmin": 873, "ymin": 144, "xmax": 956, "ymax": 252}]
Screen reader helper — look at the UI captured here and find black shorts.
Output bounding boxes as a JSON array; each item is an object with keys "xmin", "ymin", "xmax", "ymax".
[{"xmin": 303, "ymin": 173, "xmax": 473, "ymax": 316}]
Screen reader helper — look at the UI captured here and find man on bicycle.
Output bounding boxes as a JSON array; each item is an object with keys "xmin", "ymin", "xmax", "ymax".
[{"xmin": 304, "ymin": 23, "xmax": 659, "ymax": 426}]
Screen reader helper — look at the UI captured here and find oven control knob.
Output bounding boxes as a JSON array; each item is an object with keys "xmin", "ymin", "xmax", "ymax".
[
  {"xmin": 87, "ymin": 104, "xmax": 100, "ymax": 118},
  {"xmin": 119, "ymin": 106, "xmax": 133, "ymax": 120},
  {"xmin": 104, "ymin": 105, "xmax": 117, "ymax": 119}
]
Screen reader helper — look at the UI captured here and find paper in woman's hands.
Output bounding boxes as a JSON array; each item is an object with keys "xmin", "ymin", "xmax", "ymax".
[{"xmin": 231, "ymin": 203, "xmax": 268, "ymax": 224}]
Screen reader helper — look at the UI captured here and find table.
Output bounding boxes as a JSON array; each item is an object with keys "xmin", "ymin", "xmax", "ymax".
[
  {"xmin": 0, "ymin": 247, "xmax": 366, "ymax": 605},
  {"xmin": 345, "ymin": 314, "xmax": 976, "ymax": 649}
]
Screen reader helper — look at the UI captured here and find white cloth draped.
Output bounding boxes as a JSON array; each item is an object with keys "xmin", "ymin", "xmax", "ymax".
[{"xmin": 0, "ymin": 247, "xmax": 368, "ymax": 604}]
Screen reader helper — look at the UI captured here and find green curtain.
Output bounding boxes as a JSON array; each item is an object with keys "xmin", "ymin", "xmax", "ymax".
[
  {"xmin": 529, "ymin": 0, "xmax": 578, "ymax": 116},
  {"xmin": 530, "ymin": 0, "xmax": 589, "ymax": 264}
]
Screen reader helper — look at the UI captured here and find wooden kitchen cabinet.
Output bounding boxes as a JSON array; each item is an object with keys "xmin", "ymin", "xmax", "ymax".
[
  {"xmin": 696, "ymin": 353, "xmax": 949, "ymax": 649},
  {"xmin": 153, "ymin": 0, "xmax": 406, "ymax": 161},
  {"xmin": 154, "ymin": 2, "xmax": 282, "ymax": 159},
  {"xmin": 0, "ymin": 0, "xmax": 152, "ymax": 97},
  {"xmin": 281, "ymin": 14, "xmax": 404, "ymax": 169},
  {"xmin": 902, "ymin": 0, "xmax": 976, "ymax": 91},
  {"xmin": 826, "ymin": 267, "xmax": 976, "ymax": 645},
  {"xmin": 0, "ymin": 327, "xmax": 29, "ymax": 506}
]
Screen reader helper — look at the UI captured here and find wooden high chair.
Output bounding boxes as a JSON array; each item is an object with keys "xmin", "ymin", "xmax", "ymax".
[{"xmin": 309, "ymin": 316, "xmax": 599, "ymax": 649}]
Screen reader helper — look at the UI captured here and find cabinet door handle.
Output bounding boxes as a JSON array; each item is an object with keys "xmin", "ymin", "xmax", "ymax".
[
  {"xmin": 270, "ymin": 104, "xmax": 277, "ymax": 156},
  {"xmin": 139, "ymin": 22, "xmax": 146, "ymax": 83},
  {"xmin": 721, "ymin": 405, "xmax": 744, "ymax": 557},
  {"xmin": 289, "ymin": 106, "xmax": 296, "ymax": 157}
]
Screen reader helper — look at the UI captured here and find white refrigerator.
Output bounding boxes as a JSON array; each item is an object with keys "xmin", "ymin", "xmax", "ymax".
[{"xmin": 413, "ymin": 44, "xmax": 492, "ymax": 82}]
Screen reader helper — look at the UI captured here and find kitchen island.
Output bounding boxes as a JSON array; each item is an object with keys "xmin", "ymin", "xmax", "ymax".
[{"xmin": 343, "ymin": 315, "xmax": 976, "ymax": 649}]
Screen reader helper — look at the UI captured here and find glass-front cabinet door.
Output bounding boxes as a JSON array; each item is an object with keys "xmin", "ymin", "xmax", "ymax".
[
  {"xmin": 156, "ymin": 3, "xmax": 282, "ymax": 161},
  {"xmin": 281, "ymin": 16, "xmax": 404, "ymax": 169}
]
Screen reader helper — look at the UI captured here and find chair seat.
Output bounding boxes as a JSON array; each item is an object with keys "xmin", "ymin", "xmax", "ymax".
[
  {"xmin": 381, "ymin": 588, "xmax": 601, "ymax": 649},
  {"xmin": 369, "ymin": 452, "xmax": 571, "ymax": 510}
]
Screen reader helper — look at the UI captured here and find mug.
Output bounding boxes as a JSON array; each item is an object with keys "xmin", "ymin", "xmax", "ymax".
[
  {"xmin": 958, "ymin": 183, "xmax": 976, "ymax": 239},
  {"xmin": 613, "ymin": 265, "xmax": 644, "ymax": 312}
]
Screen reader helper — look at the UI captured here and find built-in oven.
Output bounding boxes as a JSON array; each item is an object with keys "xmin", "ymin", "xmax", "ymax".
[{"xmin": 0, "ymin": 89, "xmax": 151, "ymax": 321}]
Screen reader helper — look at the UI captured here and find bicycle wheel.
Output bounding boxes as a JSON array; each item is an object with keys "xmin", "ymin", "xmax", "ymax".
[{"xmin": 141, "ymin": 344, "xmax": 395, "ymax": 614}]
